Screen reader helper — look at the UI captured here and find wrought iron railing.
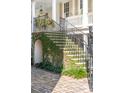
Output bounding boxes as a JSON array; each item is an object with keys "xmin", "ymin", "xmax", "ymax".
[
  {"xmin": 60, "ymin": 17, "xmax": 93, "ymax": 91},
  {"xmin": 87, "ymin": 26, "xmax": 93, "ymax": 91},
  {"xmin": 60, "ymin": 17, "xmax": 88, "ymax": 65}
]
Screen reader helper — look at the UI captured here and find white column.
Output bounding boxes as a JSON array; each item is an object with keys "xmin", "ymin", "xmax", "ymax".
[
  {"xmin": 82, "ymin": 0, "xmax": 88, "ymax": 28},
  {"xmin": 52, "ymin": 0, "xmax": 56, "ymax": 21},
  {"xmin": 72, "ymin": 0, "xmax": 75, "ymax": 16},
  {"xmin": 61, "ymin": 3, "xmax": 64, "ymax": 18},
  {"xmin": 32, "ymin": 1, "xmax": 35, "ymax": 32},
  {"xmin": 82, "ymin": 0, "xmax": 89, "ymax": 53},
  {"xmin": 78, "ymin": 0, "xmax": 81, "ymax": 15},
  {"xmin": 83, "ymin": 34, "xmax": 88, "ymax": 53}
]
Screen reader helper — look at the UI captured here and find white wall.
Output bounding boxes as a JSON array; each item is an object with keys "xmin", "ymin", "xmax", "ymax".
[
  {"xmin": 34, "ymin": 40, "xmax": 43, "ymax": 64},
  {"xmin": 35, "ymin": 0, "xmax": 52, "ymax": 17}
]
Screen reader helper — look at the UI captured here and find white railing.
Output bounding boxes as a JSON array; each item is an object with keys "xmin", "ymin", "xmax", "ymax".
[
  {"xmin": 65, "ymin": 13, "xmax": 93, "ymax": 28},
  {"xmin": 66, "ymin": 15, "xmax": 83, "ymax": 28},
  {"xmin": 88, "ymin": 13, "xmax": 93, "ymax": 25}
]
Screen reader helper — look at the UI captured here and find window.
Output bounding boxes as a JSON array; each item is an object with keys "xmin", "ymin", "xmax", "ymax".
[
  {"xmin": 80, "ymin": 0, "xmax": 83, "ymax": 9},
  {"xmin": 64, "ymin": 2, "xmax": 69, "ymax": 17}
]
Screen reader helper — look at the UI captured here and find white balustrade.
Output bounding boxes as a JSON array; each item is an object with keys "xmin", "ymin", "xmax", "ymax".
[
  {"xmin": 88, "ymin": 13, "xmax": 93, "ymax": 25},
  {"xmin": 65, "ymin": 13, "xmax": 93, "ymax": 28},
  {"xmin": 66, "ymin": 15, "xmax": 83, "ymax": 28}
]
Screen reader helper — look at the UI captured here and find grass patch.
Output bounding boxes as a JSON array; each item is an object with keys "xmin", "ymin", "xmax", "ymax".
[{"xmin": 62, "ymin": 67, "xmax": 87, "ymax": 79}]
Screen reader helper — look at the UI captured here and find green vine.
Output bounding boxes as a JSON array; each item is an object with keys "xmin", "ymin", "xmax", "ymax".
[{"xmin": 32, "ymin": 32, "xmax": 63, "ymax": 66}]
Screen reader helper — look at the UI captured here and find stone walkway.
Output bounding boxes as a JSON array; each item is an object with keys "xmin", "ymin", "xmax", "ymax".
[{"xmin": 31, "ymin": 66, "xmax": 92, "ymax": 93}]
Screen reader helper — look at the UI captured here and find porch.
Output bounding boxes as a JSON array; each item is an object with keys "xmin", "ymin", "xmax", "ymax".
[{"xmin": 65, "ymin": 12, "xmax": 93, "ymax": 28}]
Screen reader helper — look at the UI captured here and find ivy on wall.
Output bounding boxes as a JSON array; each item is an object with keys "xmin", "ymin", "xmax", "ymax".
[{"xmin": 32, "ymin": 32, "xmax": 63, "ymax": 73}]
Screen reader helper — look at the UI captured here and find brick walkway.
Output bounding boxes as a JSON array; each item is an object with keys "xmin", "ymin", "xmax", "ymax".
[{"xmin": 31, "ymin": 66, "xmax": 92, "ymax": 93}]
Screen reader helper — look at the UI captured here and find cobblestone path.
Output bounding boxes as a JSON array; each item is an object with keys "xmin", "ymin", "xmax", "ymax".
[{"xmin": 31, "ymin": 66, "xmax": 92, "ymax": 93}]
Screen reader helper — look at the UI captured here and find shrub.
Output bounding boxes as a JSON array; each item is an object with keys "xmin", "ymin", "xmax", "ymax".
[
  {"xmin": 62, "ymin": 67, "xmax": 87, "ymax": 79},
  {"xmin": 36, "ymin": 60, "xmax": 63, "ymax": 73}
]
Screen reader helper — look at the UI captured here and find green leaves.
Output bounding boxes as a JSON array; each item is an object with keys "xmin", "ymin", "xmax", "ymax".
[
  {"xmin": 62, "ymin": 67, "xmax": 87, "ymax": 79},
  {"xmin": 37, "ymin": 61, "xmax": 63, "ymax": 73},
  {"xmin": 34, "ymin": 17, "xmax": 54, "ymax": 29}
]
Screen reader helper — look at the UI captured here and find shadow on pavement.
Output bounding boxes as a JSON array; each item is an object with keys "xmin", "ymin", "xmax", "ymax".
[{"xmin": 31, "ymin": 66, "xmax": 61, "ymax": 93}]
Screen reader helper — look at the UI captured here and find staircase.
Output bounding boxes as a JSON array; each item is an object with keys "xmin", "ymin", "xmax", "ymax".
[
  {"xmin": 44, "ymin": 31, "xmax": 86, "ymax": 69},
  {"xmin": 32, "ymin": 15, "xmax": 92, "ymax": 90}
]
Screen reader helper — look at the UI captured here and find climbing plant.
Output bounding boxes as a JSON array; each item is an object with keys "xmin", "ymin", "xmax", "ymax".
[{"xmin": 32, "ymin": 32, "xmax": 63, "ymax": 68}]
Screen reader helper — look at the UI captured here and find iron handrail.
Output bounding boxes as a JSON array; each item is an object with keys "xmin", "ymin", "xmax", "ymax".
[{"xmin": 60, "ymin": 17, "xmax": 89, "ymax": 48}]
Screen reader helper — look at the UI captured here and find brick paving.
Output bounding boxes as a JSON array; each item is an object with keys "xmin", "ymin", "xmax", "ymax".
[{"xmin": 31, "ymin": 66, "xmax": 92, "ymax": 93}]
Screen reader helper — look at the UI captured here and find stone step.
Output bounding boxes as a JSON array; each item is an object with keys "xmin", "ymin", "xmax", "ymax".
[
  {"xmin": 44, "ymin": 32, "xmax": 66, "ymax": 35},
  {"xmin": 46, "ymin": 36, "xmax": 66, "ymax": 39},
  {"xmin": 66, "ymin": 54, "xmax": 85, "ymax": 57},
  {"xmin": 46, "ymin": 34, "xmax": 66, "ymax": 37},
  {"xmin": 66, "ymin": 55, "xmax": 85, "ymax": 59},
  {"xmin": 64, "ymin": 52, "xmax": 84, "ymax": 56},
  {"xmin": 45, "ymin": 33, "xmax": 66, "ymax": 36},
  {"xmin": 50, "ymin": 38, "xmax": 71, "ymax": 41},
  {"xmin": 70, "ymin": 58, "xmax": 86, "ymax": 63},
  {"xmin": 44, "ymin": 31, "xmax": 65, "ymax": 34},
  {"xmin": 75, "ymin": 62, "xmax": 86, "ymax": 65},
  {"xmin": 44, "ymin": 32, "xmax": 87, "ymax": 67},
  {"xmin": 60, "ymin": 47, "xmax": 83, "ymax": 51},
  {"xmin": 64, "ymin": 51, "xmax": 84, "ymax": 56},
  {"xmin": 64, "ymin": 50, "xmax": 83, "ymax": 54},
  {"xmin": 53, "ymin": 41, "xmax": 74, "ymax": 44},
  {"xmin": 75, "ymin": 62, "xmax": 86, "ymax": 68},
  {"xmin": 56, "ymin": 43, "xmax": 78, "ymax": 47},
  {"xmin": 59, "ymin": 47, "xmax": 82, "ymax": 50},
  {"xmin": 64, "ymin": 50, "xmax": 84, "ymax": 54}
]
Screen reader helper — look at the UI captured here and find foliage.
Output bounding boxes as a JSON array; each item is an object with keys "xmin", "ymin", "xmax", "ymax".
[
  {"xmin": 32, "ymin": 32, "xmax": 63, "ymax": 73},
  {"xmin": 34, "ymin": 17, "xmax": 54, "ymax": 29},
  {"xmin": 62, "ymin": 67, "xmax": 87, "ymax": 79},
  {"xmin": 36, "ymin": 60, "xmax": 63, "ymax": 73}
]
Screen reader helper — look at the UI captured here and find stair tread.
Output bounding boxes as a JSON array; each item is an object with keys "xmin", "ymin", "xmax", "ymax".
[
  {"xmin": 53, "ymin": 42, "xmax": 74, "ymax": 44},
  {"xmin": 60, "ymin": 47, "xmax": 83, "ymax": 50},
  {"xmin": 44, "ymin": 32, "xmax": 86, "ymax": 64},
  {"xmin": 56, "ymin": 44, "xmax": 78, "ymax": 47},
  {"xmin": 66, "ymin": 54, "xmax": 84, "ymax": 56}
]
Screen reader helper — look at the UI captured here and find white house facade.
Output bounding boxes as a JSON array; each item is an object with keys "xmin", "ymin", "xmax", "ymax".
[
  {"xmin": 31, "ymin": 1, "xmax": 93, "ymax": 89},
  {"xmin": 32, "ymin": 0, "xmax": 93, "ymax": 31}
]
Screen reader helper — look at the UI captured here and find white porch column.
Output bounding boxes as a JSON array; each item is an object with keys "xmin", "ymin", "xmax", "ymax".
[
  {"xmin": 32, "ymin": 0, "xmax": 35, "ymax": 32},
  {"xmin": 83, "ymin": 33, "xmax": 88, "ymax": 53},
  {"xmin": 72, "ymin": 0, "xmax": 76, "ymax": 15},
  {"xmin": 82, "ymin": 0, "xmax": 88, "ymax": 28},
  {"xmin": 52, "ymin": 0, "xmax": 56, "ymax": 21},
  {"xmin": 61, "ymin": 3, "xmax": 64, "ymax": 18},
  {"xmin": 82, "ymin": 0, "xmax": 89, "ymax": 53},
  {"xmin": 78, "ymin": 0, "xmax": 81, "ymax": 15}
]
